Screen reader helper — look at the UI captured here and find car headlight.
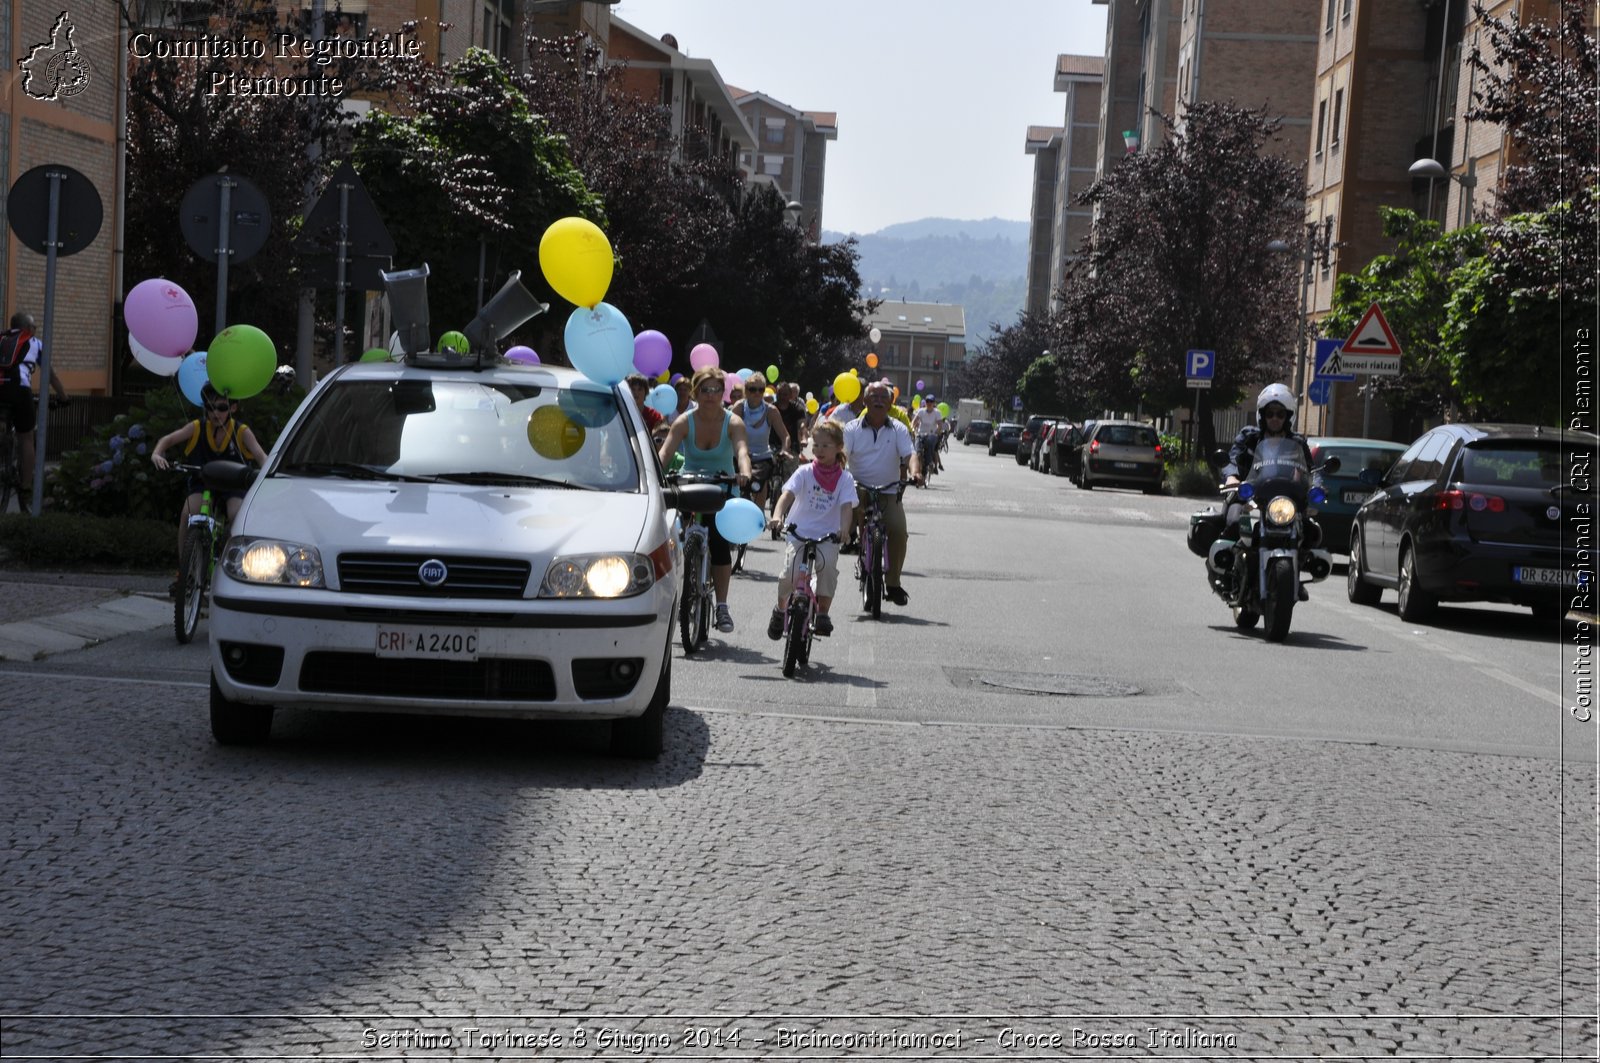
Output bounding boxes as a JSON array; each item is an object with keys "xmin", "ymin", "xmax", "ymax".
[
  {"xmin": 222, "ymin": 537, "xmax": 325, "ymax": 587},
  {"xmin": 1265, "ymin": 496, "xmax": 1298, "ymax": 526},
  {"xmin": 540, "ymin": 553, "xmax": 655, "ymax": 598}
]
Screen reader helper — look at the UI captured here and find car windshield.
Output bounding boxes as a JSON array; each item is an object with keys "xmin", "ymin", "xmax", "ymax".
[
  {"xmin": 1460, "ymin": 443, "xmax": 1581, "ymax": 488},
  {"xmin": 277, "ymin": 378, "xmax": 641, "ymax": 492}
]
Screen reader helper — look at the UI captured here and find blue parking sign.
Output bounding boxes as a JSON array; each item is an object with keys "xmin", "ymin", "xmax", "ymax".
[{"xmin": 1186, "ymin": 349, "xmax": 1215, "ymax": 380}]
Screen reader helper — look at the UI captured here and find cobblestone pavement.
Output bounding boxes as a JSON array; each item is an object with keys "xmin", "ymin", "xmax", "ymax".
[{"xmin": 1, "ymin": 677, "xmax": 1593, "ymax": 1059}]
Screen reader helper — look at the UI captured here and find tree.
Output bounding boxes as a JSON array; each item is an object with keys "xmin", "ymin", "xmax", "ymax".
[
  {"xmin": 351, "ymin": 48, "xmax": 602, "ymax": 346},
  {"xmin": 960, "ymin": 310, "xmax": 1055, "ymax": 416},
  {"xmin": 1055, "ymin": 102, "xmax": 1305, "ymax": 456}
]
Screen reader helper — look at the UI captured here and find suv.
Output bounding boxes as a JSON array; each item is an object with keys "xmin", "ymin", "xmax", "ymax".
[
  {"xmin": 205, "ymin": 338, "xmax": 725, "ymax": 760},
  {"xmin": 1077, "ymin": 419, "xmax": 1164, "ymax": 493},
  {"xmin": 964, "ymin": 419, "xmax": 994, "ymax": 447}
]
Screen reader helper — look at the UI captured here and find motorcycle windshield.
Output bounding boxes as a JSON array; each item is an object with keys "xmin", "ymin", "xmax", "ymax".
[{"xmin": 1248, "ymin": 437, "xmax": 1311, "ymax": 500}]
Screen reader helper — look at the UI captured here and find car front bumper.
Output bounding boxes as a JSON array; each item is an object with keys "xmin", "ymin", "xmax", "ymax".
[{"xmin": 209, "ymin": 580, "xmax": 675, "ymax": 720}]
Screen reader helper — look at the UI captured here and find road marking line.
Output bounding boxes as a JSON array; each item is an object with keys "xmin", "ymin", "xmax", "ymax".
[
  {"xmin": 1476, "ymin": 665, "xmax": 1565, "ymax": 708},
  {"xmin": 847, "ymin": 610, "xmax": 877, "ymax": 710}
]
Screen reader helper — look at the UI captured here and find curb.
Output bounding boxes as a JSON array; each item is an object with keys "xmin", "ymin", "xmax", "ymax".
[{"xmin": 0, "ymin": 592, "xmax": 170, "ymax": 662}]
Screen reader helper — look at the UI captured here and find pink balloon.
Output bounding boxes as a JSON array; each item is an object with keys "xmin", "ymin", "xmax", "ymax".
[
  {"xmin": 124, "ymin": 278, "xmax": 199, "ymax": 359},
  {"xmin": 633, "ymin": 329, "xmax": 672, "ymax": 377},
  {"xmin": 722, "ymin": 372, "xmax": 741, "ymax": 404},
  {"xmin": 506, "ymin": 345, "xmax": 540, "ymax": 365},
  {"xmin": 689, "ymin": 343, "xmax": 720, "ymax": 371}
]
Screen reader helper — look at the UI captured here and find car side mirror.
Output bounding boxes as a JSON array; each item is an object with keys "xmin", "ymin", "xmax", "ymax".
[
  {"xmin": 203, "ymin": 459, "xmax": 257, "ymax": 492},
  {"xmin": 1320, "ymin": 455, "xmax": 1342, "ymax": 474},
  {"xmin": 1210, "ymin": 448, "xmax": 1230, "ymax": 468},
  {"xmin": 663, "ymin": 482, "xmax": 728, "ymax": 514},
  {"xmin": 1357, "ymin": 467, "xmax": 1384, "ymax": 486}
]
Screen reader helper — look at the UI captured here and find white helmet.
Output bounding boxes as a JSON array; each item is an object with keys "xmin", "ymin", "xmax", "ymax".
[{"xmin": 1256, "ymin": 383, "xmax": 1296, "ymax": 429}]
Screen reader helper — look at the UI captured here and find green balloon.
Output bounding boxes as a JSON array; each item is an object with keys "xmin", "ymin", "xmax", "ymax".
[
  {"xmin": 360, "ymin": 347, "xmax": 391, "ymax": 363},
  {"xmin": 206, "ymin": 324, "xmax": 277, "ymax": 399},
  {"xmin": 765, "ymin": 364, "xmax": 779, "ymax": 382},
  {"xmin": 439, "ymin": 330, "xmax": 470, "ymax": 354},
  {"xmin": 937, "ymin": 402, "xmax": 950, "ymax": 418}
]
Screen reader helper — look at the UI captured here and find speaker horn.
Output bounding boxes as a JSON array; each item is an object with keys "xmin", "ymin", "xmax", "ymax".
[
  {"xmin": 465, "ymin": 270, "xmax": 548, "ymax": 356},
  {"xmin": 381, "ymin": 263, "xmax": 431, "ymax": 356}
]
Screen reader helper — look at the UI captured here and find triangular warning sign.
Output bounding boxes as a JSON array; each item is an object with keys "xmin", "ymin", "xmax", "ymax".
[{"xmin": 1340, "ymin": 302, "xmax": 1403, "ymax": 356}]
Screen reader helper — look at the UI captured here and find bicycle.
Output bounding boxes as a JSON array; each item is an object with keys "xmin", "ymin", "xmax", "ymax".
[
  {"xmin": 171, "ymin": 462, "xmax": 226, "ymax": 644},
  {"xmin": 0, "ymin": 407, "xmax": 20, "ymax": 515},
  {"xmin": 778, "ymin": 526, "xmax": 838, "ymax": 677},
  {"xmin": 855, "ymin": 480, "xmax": 910, "ymax": 619},
  {"xmin": 665, "ymin": 471, "xmax": 740, "ymax": 654},
  {"xmin": 915, "ymin": 434, "xmax": 940, "ymax": 484}
]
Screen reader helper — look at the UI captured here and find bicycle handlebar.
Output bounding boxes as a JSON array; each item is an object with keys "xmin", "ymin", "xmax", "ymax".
[{"xmin": 782, "ymin": 525, "xmax": 840, "ymax": 544}]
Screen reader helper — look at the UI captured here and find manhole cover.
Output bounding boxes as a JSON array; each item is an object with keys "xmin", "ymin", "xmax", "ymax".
[{"xmin": 944, "ymin": 667, "xmax": 1143, "ymax": 697}]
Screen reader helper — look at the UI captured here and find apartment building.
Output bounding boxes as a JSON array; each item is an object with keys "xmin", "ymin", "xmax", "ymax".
[
  {"xmin": 1024, "ymin": 55, "xmax": 1102, "ymax": 317},
  {"xmin": 729, "ymin": 88, "xmax": 836, "ymax": 242},
  {"xmin": 607, "ymin": 16, "xmax": 757, "ymax": 173},
  {"xmin": 863, "ymin": 301, "xmax": 967, "ymax": 403}
]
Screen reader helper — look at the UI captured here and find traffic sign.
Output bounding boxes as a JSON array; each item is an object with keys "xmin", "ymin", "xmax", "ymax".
[
  {"xmin": 7, "ymin": 164, "xmax": 101, "ymax": 256},
  {"xmin": 1322, "ymin": 351, "xmax": 1402, "ymax": 376},
  {"xmin": 1313, "ymin": 338, "xmax": 1354, "ymax": 383},
  {"xmin": 1307, "ymin": 378, "xmax": 1332, "ymax": 406},
  {"xmin": 1340, "ymin": 302, "xmax": 1403, "ymax": 356},
  {"xmin": 180, "ymin": 172, "xmax": 271, "ymax": 265},
  {"xmin": 1186, "ymin": 349, "xmax": 1215, "ymax": 380}
]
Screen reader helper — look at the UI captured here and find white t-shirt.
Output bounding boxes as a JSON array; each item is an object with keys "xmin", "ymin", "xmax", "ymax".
[
  {"xmin": 843, "ymin": 416, "xmax": 915, "ymax": 489},
  {"xmin": 780, "ymin": 461, "xmax": 858, "ymax": 541},
  {"xmin": 911, "ymin": 407, "xmax": 942, "ymax": 438},
  {"xmin": 7, "ymin": 335, "xmax": 43, "ymax": 389}
]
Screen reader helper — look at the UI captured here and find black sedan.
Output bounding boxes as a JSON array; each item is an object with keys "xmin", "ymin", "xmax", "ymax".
[
  {"xmin": 989, "ymin": 423, "xmax": 1022, "ymax": 456},
  {"xmin": 964, "ymin": 420, "xmax": 994, "ymax": 447},
  {"xmin": 1346, "ymin": 423, "xmax": 1597, "ymax": 623}
]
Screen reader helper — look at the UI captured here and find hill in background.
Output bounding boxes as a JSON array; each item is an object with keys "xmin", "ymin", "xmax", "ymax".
[{"xmin": 823, "ymin": 218, "xmax": 1030, "ymax": 340}]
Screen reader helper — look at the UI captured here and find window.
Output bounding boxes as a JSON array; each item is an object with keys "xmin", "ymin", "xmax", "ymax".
[
  {"xmin": 1388, "ymin": 436, "xmax": 1430, "ymax": 484},
  {"xmin": 762, "ymin": 155, "xmax": 783, "ymax": 176},
  {"xmin": 481, "ymin": 0, "xmax": 512, "ymax": 56},
  {"xmin": 1314, "ymin": 98, "xmax": 1328, "ymax": 157},
  {"xmin": 1330, "ymin": 89, "xmax": 1344, "ymax": 151},
  {"xmin": 1342, "ymin": 0, "xmax": 1352, "ymax": 19},
  {"xmin": 1412, "ymin": 432, "xmax": 1453, "ymax": 483},
  {"xmin": 764, "ymin": 118, "xmax": 786, "ymax": 145},
  {"xmin": 1325, "ymin": 0, "xmax": 1335, "ymax": 33}
]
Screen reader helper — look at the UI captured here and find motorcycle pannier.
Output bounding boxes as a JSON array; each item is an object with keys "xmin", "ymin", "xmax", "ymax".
[{"xmin": 1187, "ymin": 508, "xmax": 1226, "ymax": 557}]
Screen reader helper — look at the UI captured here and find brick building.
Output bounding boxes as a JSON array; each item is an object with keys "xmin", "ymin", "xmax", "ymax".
[
  {"xmin": 1024, "ymin": 55, "xmax": 1101, "ymax": 318},
  {"xmin": 863, "ymin": 300, "xmax": 967, "ymax": 403},
  {"xmin": 728, "ymin": 87, "xmax": 835, "ymax": 242}
]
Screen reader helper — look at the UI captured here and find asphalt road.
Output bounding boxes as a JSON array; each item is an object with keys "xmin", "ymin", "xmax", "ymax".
[{"xmin": 1, "ymin": 444, "xmax": 1594, "ymax": 1059}]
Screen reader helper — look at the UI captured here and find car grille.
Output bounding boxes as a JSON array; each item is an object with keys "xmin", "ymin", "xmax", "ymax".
[
  {"xmin": 300, "ymin": 652, "xmax": 557, "ymax": 701},
  {"xmin": 337, "ymin": 554, "xmax": 532, "ymax": 599}
]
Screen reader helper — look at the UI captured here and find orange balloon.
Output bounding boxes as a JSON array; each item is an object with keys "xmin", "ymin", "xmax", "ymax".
[
  {"xmin": 892, "ymin": 386, "xmax": 900, "ymax": 401},
  {"xmin": 866, "ymin": 353, "xmax": 879, "ymax": 368}
]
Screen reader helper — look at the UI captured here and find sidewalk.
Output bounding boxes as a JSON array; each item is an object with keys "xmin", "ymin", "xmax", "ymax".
[{"xmin": 0, "ymin": 569, "xmax": 172, "ymax": 662}]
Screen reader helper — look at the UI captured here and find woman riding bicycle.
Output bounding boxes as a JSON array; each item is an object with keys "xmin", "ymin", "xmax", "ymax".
[
  {"xmin": 656, "ymin": 367, "xmax": 753, "ymax": 633},
  {"xmin": 733, "ymin": 372, "xmax": 792, "ymax": 517},
  {"xmin": 765, "ymin": 420, "xmax": 856, "ymax": 641},
  {"xmin": 151, "ymin": 383, "xmax": 269, "ymax": 570}
]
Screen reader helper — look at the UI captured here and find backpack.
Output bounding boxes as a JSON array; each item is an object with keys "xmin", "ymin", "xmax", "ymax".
[{"xmin": 0, "ymin": 328, "xmax": 33, "ymax": 386}]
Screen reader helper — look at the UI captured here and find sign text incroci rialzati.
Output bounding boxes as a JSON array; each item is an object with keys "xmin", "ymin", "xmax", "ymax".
[{"xmin": 127, "ymin": 30, "xmax": 421, "ymax": 96}]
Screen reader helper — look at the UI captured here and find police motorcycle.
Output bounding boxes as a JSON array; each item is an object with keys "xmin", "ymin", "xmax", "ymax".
[{"xmin": 1188, "ymin": 437, "xmax": 1340, "ymax": 641}]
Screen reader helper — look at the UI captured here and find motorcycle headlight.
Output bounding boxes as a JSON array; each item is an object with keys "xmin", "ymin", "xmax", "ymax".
[
  {"xmin": 1266, "ymin": 496, "xmax": 1298, "ymax": 526},
  {"xmin": 223, "ymin": 538, "xmax": 325, "ymax": 587},
  {"xmin": 540, "ymin": 553, "xmax": 655, "ymax": 598}
]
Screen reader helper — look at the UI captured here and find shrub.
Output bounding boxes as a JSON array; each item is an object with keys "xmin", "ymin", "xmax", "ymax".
[
  {"xmin": 1169, "ymin": 461, "xmax": 1220, "ymax": 498},
  {"xmin": 51, "ymin": 384, "xmax": 305, "ymax": 520},
  {"xmin": 0, "ymin": 513, "xmax": 173, "ymax": 568}
]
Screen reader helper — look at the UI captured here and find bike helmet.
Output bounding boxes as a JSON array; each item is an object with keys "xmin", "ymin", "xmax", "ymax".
[{"xmin": 1256, "ymin": 382, "xmax": 1296, "ymax": 429}]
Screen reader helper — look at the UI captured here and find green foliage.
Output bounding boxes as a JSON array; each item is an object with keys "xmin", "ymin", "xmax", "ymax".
[
  {"xmin": 50, "ymin": 385, "xmax": 306, "ymax": 520},
  {"xmin": 0, "ymin": 513, "xmax": 173, "ymax": 569},
  {"xmin": 1168, "ymin": 462, "xmax": 1218, "ymax": 498}
]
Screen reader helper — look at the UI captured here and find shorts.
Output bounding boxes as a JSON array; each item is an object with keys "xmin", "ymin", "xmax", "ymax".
[
  {"xmin": 3, "ymin": 382, "xmax": 36, "ymax": 434},
  {"xmin": 783, "ymin": 537, "xmax": 842, "ymax": 597}
]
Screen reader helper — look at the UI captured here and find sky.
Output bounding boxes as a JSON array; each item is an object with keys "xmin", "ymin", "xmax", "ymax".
[{"xmin": 609, "ymin": 1, "xmax": 1109, "ymax": 236}]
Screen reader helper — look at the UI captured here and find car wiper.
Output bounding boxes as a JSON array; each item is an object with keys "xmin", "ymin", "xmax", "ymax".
[
  {"xmin": 429, "ymin": 471, "xmax": 599, "ymax": 490},
  {"xmin": 281, "ymin": 461, "xmax": 427, "ymax": 482}
]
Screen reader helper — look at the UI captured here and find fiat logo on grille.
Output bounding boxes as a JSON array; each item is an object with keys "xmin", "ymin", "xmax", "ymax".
[{"xmin": 417, "ymin": 559, "xmax": 449, "ymax": 587}]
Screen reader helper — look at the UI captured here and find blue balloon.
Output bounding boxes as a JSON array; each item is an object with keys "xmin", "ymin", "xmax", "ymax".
[
  {"xmin": 715, "ymin": 497, "xmax": 766, "ymax": 545},
  {"xmin": 177, "ymin": 350, "xmax": 209, "ymax": 407},
  {"xmin": 646, "ymin": 383, "xmax": 678, "ymax": 417},
  {"xmin": 556, "ymin": 386, "xmax": 619, "ymax": 428},
  {"xmin": 564, "ymin": 302, "xmax": 635, "ymax": 386}
]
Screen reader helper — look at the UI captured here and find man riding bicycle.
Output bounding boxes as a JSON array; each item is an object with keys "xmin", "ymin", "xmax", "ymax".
[
  {"xmin": 911, "ymin": 401, "xmax": 943, "ymax": 476},
  {"xmin": 842, "ymin": 381, "xmax": 922, "ymax": 607}
]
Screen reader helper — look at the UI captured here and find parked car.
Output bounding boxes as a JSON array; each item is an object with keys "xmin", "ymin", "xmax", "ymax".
[
  {"xmin": 1060, "ymin": 420, "xmax": 1097, "ymax": 482},
  {"xmin": 989, "ymin": 423, "xmax": 1022, "ymax": 456},
  {"xmin": 1030, "ymin": 419, "xmax": 1068, "ymax": 472},
  {"xmin": 1015, "ymin": 415, "xmax": 1051, "ymax": 466},
  {"xmin": 205, "ymin": 357, "xmax": 728, "ymax": 759},
  {"xmin": 1307, "ymin": 436, "xmax": 1408, "ymax": 554},
  {"xmin": 1040, "ymin": 420, "xmax": 1078, "ymax": 477},
  {"xmin": 964, "ymin": 419, "xmax": 994, "ymax": 447},
  {"xmin": 1346, "ymin": 423, "xmax": 1598, "ymax": 623},
  {"xmin": 1077, "ymin": 419, "xmax": 1164, "ymax": 493}
]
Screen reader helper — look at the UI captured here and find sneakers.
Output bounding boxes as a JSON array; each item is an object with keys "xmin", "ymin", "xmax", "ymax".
[
  {"xmin": 715, "ymin": 604, "xmax": 735, "ymax": 633},
  {"xmin": 767, "ymin": 609, "xmax": 785, "ymax": 641},
  {"xmin": 839, "ymin": 540, "xmax": 859, "ymax": 555},
  {"xmin": 813, "ymin": 612, "xmax": 833, "ymax": 637},
  {"xmin": 885, "ymin": 585, "xmax": 909, "ymax": 606}
]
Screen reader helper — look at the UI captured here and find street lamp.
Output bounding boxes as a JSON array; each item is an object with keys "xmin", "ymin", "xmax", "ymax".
[
  {"xmin": 1408, "ymin": 156, "xmax": 1478, "ymax": 226},
  {"xmin": 1268, "ymin": 216, "xmax": 1343, "ymax": 407}
]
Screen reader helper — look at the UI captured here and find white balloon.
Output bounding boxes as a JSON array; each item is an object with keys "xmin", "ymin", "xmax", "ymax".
[
  {"xmin": 869, "ymin": 327, "xmax": 882, "ymax": 345},
  {"xmin": 129, "ymin": 333, "xmax": 182, "ymax": 377}
]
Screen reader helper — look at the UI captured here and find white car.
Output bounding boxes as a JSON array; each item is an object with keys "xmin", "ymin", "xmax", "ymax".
[{"xmin": 205, "ymin": 358, "xmax": 722, "ymax": 759}]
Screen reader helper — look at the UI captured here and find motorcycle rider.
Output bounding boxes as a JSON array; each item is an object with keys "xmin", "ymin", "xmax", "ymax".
[{"xmin": 1212, "ymin": 383, "xmax": 1320, "ymax": 590}]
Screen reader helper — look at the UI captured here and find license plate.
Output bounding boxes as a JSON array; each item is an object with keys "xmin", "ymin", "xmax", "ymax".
[
  {"xmin": 1342, "ymin": 488, "xmax": 1371, "ymax": 505},
  {"xmin": 1512, "ymin": 566, "xmax": 1586, "ymax": 587},
  {"xmin": 1113, "ymin": 461, "xmax": 1138, "ymax": 470},
  {"xmin": 375, "ymin": 626, "xmax": 480, "ymax": 660}
]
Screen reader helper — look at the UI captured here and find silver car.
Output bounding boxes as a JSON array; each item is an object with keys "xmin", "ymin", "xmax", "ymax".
[{"xmin": 1077, "ymin": 419, "xmax": 1165, "ymax": 493}]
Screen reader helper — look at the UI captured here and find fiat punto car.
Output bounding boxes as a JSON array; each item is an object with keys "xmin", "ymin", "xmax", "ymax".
[{"xmin": 206, "ymin": 359, "xmax": 720, "ymax": 758}]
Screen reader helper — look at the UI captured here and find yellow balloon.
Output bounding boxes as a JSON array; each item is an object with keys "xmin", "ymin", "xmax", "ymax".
[
  {"xmin": 538, "ymin": 217, "xmax": 614, "ymax": 308},
  {"xmin": 527, "ymin": 405, "xmax": 586, "ymax": 460},
  {"xmin": 656, "ymin": 370, "xmax": 671, "ymax": 383},
  {"xmin": 806, "ymin": 397, "xmax": 819, "ymax": 414},
  {"xmin": 833, "ymin": 372, "xmax": 861, "ymax": 404}
]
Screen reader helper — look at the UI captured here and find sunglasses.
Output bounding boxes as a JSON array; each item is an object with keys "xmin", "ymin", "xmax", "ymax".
[
  {"xmin": 1264, "ymin": 408, "xmax": 1288, "ymax": 418},
  {"xmin": 696, "ymin": 384, "xmax": 723, "ymax": 395},
  {"xmin": 208, "ymin": 402, "xmax": 232, "ymax": 412},
  {"xmin": 745, "ymin": 385, "xmax": 763, "ymax": 392}
]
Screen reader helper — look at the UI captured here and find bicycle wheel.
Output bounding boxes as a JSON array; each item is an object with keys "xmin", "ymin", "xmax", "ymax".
[
  {"xmin": 678, "ymin": 540, "xmax": 704, "ymax": 654},
  {"xmin": 865, "ymin": 526, "xmax": 884, "ymax": 619},
  {"xmin": 175, "ymin": 527, "xmax": 210, "ymax": 644},
  {"xmin": 782, "ymin": 597, "xmax": 807, "ymax": 677}
]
